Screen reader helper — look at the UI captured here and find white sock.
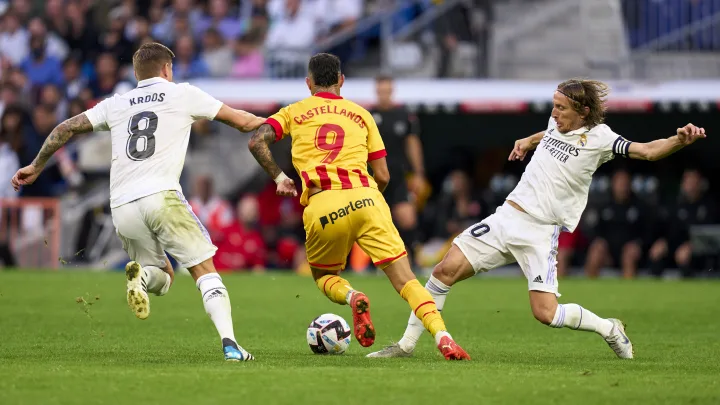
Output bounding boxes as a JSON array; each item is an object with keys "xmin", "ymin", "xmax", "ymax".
[
  {"xmin": 398, "ymin": 275, "xmax": 451, "ymax": 352},
  {"xmin": 143, "ymin": 266, "xmax": 171, "ymax": 296},
  {"xmin": 196, "ymin": 273, "xmax": 237, "ymax": 343},
  {"xmin": 550, "ymin": 303, "xmax": 614, "ymax": 338}
]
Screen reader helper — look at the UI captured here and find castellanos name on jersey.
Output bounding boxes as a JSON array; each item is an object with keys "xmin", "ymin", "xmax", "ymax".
[
  {"xmin": 507, "ymin": 117, "xmax": 631, "ymax": 233},
  {"xmin": 84, "ymin": 77, "xmax": 223, "ymax": 208}
]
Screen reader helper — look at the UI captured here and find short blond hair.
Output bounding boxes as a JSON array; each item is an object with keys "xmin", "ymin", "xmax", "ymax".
[
  {"xmin": 133, "ymin": 42, "xmax": 175, "ymax": 80},
  {"xmin": 556, "ymin": 79, "xmax": 609, "ymax": 128}
]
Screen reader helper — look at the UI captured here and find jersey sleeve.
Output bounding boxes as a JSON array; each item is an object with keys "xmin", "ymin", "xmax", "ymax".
[
  {"xmin": 266, "ymin": 106, "xmax": 292, "ymax": 142},
  {"xmin": 366, "ymin": 112, "xmax": 387, "ymax": 161},
  {"xmin": 84, "ymin": 97, "xmax": 112, "ymax": 132},
  {"xmin": 599, "ymin": 125, "xmax": 632, "ymax": 162},
  {"xmin": 183, "ymin": 84, "xmax": 223, "ymax": 120}
]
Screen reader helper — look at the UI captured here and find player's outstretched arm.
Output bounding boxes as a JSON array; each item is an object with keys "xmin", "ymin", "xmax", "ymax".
[
  {"xmin": 508, "ymin": 131, "xmax": 544, "ymax": 161},
  {"xmin": 248, "ymin": 123, "xmax": 297, "ymax": 197},
  {"xmin": 214, "ymin": 104, "xmax": 266, "ymax": 133},
  {"xmin": 11, "ymin": 113, "xmax": 93, "ymax": 191},
  {"xmin": 627, "ymin": 123, "xmax": 706, "ymax": 161}
]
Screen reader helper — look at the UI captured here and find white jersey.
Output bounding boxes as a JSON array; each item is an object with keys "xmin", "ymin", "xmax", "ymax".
[
  {"xmin": 84, "ymin": 77, "xmax": 223, "ymax": 208},
  {"xmin": 506, "ymin": 117, "xmax": 631, "ymax": 232}
]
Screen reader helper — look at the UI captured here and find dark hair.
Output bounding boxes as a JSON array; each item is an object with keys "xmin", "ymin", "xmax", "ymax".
[
  {"xmin": 308, "ymin": 53, "xmax": 341, "ymax": 87},
  {"xmin": 133, "ymin": 42, "xmax": 175, "ymax": 80},
  {"xmin": 375, "ymin": 74, "xmax": 393, "ymax": 83}
]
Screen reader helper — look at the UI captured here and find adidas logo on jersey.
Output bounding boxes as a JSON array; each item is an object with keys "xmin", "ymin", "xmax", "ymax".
[
  {"xmin": 320, "ymin": 198, "xmax": 375, "ymax": 229},
  {"xmin": 533, "ymin": 275, "xmax": 543, "ymax": 283}
]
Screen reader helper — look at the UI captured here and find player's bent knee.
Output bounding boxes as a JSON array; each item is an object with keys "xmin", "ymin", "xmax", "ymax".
[{"xmin": 529, "ymin": 292, "xmax": 558, "ymax": 325}]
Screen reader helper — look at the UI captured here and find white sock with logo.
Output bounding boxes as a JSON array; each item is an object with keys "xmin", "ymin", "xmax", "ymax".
[
  {"xmin": 549, "ymin": 303, "xmax": 614, "ymax": 338},
  {"xmin": 398, "ymin": 276, "xmax": 452, "ymax": 352},
  {"xmin": 196, "ymin": 273, "xmax": 237, "ymax": 343},
  {"xmin": 143, "ymin": 266, "xmax": 171, "ymax": 296}
]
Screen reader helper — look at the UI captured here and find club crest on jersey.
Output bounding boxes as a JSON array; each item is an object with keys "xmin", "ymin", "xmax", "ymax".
[
  {"xmin": 577, "ymin": 133, "xmax": 588, "ymax": 147},
  {"xmin": 319, "ymin": 198, "xmax": 375, "ymax": 229}
]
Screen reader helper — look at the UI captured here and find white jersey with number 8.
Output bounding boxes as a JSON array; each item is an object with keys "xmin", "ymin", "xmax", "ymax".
[{"xmin": 84, "ymin": 77, "xmax": 222, "ymax": 208}]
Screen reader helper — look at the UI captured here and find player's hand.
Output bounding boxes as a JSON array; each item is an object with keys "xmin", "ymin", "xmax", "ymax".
[
  {"xmin": 508, "ymin": 138, "xmax": 532, "ymax": 161},
  {"xmin": 276, "ymin": 178, "xmax": 298, "ymax": 197},
  {"xmin": 408, "ymin": 174, "xmax": 427, "ymax": 195},
  {"xmin": 11, "ymin": 165, "xmax": 42, "ymax": 192},
  {"xmin": 677, "ymin": 123, "xmax": 706, "ymax": 145}
]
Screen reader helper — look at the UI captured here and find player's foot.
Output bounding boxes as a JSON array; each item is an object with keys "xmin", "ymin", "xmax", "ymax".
[
  {"xmin": 125, "ymin": 261, "xmax": 150, "ymax": 320},
  {"xmin": 366, "ymin": 343, "xmax": 413, "ymax": 358},
  {"xmin": 222, "ymin": 338, "xmax": 255, "ymax": 362},
  {"xmin": 349, "ymin": 292, "xmax": 375, "ymax": 347},
  {"xmin": 604, "ymin": 318, "xmax": 634, "ymax": 359},
  {"xmin": 437, "ymin": 335, "xmax": 471, "ymax": 360}
]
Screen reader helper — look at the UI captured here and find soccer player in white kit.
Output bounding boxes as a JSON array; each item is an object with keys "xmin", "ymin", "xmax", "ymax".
[
  {"xmin": 11, "ymin": 43, "xmax": 266, "ymax": 362},
  {"xmin": 368, "ymin": 79, "xmax": 707, "ymax": 360}
]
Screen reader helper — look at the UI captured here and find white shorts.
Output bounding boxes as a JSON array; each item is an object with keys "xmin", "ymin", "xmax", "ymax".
[
  {"xmin": 111, "ymin": 190, "xmax": 217, "ymax": 269},
  {"xmin": 453, "ymin": 203, "xmax": 562, "ymax": 295}
]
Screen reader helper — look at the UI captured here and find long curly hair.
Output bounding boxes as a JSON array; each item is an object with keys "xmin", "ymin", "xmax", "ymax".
[{"xmin": 556, "ymin": 79, "xmax": 609, "ymax": 128}]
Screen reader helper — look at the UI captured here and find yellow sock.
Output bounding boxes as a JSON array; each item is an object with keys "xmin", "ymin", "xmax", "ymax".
[
  {"xmin": 316, "ymin": 275, "xmax": 354, "ymax": 305},
  {"xmin": 400, "ymin": 279, "xmax": 447, "ymax": 336}
]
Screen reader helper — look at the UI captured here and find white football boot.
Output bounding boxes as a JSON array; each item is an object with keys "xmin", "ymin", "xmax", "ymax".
[
  {"xmin": 366, "ymin": 343, "xmax": 413, "ymax": 358},
  {"xmin": 604, "ymin": 318, "xmax": 634, "ymax": 359},
  {"xmin": 125, "ymin": 261, "xmax": 150, "ymax": 320}
]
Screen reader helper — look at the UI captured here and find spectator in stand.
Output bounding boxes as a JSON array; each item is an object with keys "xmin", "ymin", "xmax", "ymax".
[
  {"xmin": 125, "ymin": 16, "xmax": 152, "ymax": 45},
  {"xmin": 0, "ymin": 12, "xmax": 29, "ymax": 66},
  {"xmin": 0, "ymin": 84, "xmax": 20, "ymax": 120},
  {"xmin": 649, "ymin": 169, "xmax": 717, "ymax": 278},
  {"xmin": 215, "ymin": 195, "xmax": 267, "ymax": 271},
  {"xmin": 151, "ymin": 0, "xmax": 203, "ymax": 45},
  {"xmin": 100, "ymin": 8, "xmax": 135, "ymax": 65},
  {"xmin": 230, "ymin": 30, "xmax": 264, "ymax": 78},
  {"xmin": 201, "ymin": 27, "xmax": 233, "ymax": 77},
  {"xmin": 265, "ymin": 0, "xmax": 316, "ymax": 78},
  {"xmin": 172, "ymin": 33, "xmax": 210, "ymax": 80},
  {"xmin": 38, "ymin": 83, "xmax": 67, "ymax": 123},
  {"xmin": 196, "ymin": 0, "xmax": 244, "ymax": 42},
  {"xmin": 27, "ymin": 17, "xmax": 68, "ymax": 62},
  {"xmin": 0, "ymin": 118, "xmax": 19, "ymax": 268},
  {"xmin": 62, "ymin": 56, "xmax": 87, "ymax": 100},
  {"xmin": 247, "ymin": 0, "xmax": 270, "ymax": 36},
  {"xmin": 189, "ymin": 175, "xmax": 234, "ymax": 240},
  {"xmin": 319, "ymin": 0, "xmax": 363, "ymax": 36},
  {"xmin": 88, "ymin": 53, "xmax": 131, "ymax": 100},
  {"xmin": 20, "ymin": 34, "xmax": 64, "ymax": 88},
  {"xmin": 584, "ymin": 169, "xmax": 648, "ymax": 279},
  {"xmin": 9, "ymin": 0, "xmax": 32, "ymax": 24},
  {"xmin": 44, "ymin": 0, "xmax": 68, "ymax": 39},
  {"xmin": 63, "ymin": 0, "xmax": 100, "ymax": 64}
]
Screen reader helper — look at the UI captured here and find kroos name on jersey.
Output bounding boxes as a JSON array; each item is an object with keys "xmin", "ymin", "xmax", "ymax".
[
  {"xmin": 319, "ymin": 198, "xmax": 375, "ymax": 229},
  {"xmin": 129, "ymin": 93, "xmax": 166, "ymax": 106}
]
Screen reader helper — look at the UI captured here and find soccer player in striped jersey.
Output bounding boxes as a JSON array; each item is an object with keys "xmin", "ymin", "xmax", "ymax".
[
  {"xmin": 248, "ymin": 53, "xmax": 469, "ymax": 360},
  {"xmin": 368, "ymin": 79, "xmax": 706, "ymax": 360}
]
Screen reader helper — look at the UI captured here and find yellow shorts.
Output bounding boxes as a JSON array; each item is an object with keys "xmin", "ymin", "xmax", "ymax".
[{"xmin": 303, "ymin": 187, "xmax": 406, "ymax": 271}]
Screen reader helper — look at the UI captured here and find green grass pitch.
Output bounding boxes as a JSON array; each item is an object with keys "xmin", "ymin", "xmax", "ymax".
[{"xmin": 1, "ymin": 271, "xmax": 719, "ymax": 405}]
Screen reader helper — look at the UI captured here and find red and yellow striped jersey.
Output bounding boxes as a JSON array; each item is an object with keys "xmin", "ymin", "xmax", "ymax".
[{"xmin": 266, "ymin": 92, "xmax": 387, "ymax": 206}]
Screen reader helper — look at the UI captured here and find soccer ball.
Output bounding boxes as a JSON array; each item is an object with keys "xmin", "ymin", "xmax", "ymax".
[{"xmin": 306, "ymin": 313, "xmax": 352, "ymax": 354}]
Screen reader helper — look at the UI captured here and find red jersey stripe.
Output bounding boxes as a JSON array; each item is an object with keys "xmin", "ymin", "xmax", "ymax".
[
  {"xmin": 316, "ymin": 165, "xmax": 332, "ymax": 190},
  {"xmin": 368, "ymin": 149, "xmax": 387, "ymax": 161},
  {"xmin": 301, "ymin": 171, "xmax": 313, "ymax": 188},
  {"xmin": 336, "ymin": 167, "xmax": 353, "ymax": 189},
  {"xmin": 352, "ymin": 169, "xmax": 370, "ymax": 187}
]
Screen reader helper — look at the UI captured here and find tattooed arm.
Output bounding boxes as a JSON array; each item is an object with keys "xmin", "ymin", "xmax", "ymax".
[
  {"xmin": 214, "ymin": 104, "xmax": 266, "ymax": 132},
  {"xmin": 11, "ymin": 113, "xmax": 93, "ymax": 191},
  {"xmin": 248, "ymin": 124, "xmax": 282, "ymax": 179},
  {"xmin": 248, "ymin": 123, "xmax": 297, "ymax": 197}
]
